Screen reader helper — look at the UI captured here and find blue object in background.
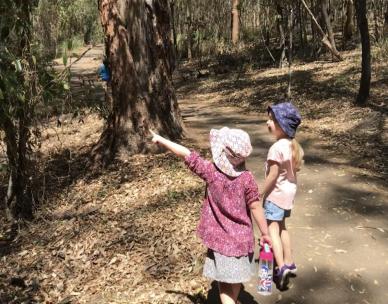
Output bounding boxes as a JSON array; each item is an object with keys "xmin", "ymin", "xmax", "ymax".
[{"xmin": 98, "ymin": 63, "xmax": 111, "ymax": 82}]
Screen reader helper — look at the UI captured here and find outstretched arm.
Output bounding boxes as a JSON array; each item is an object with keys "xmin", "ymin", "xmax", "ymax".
[
  {"xmin": 151, "ymin": 130, "xmax": 190, "ymax": 159},
  {"xmin": 249, "ymin": 200, "xmax": 272, "ymax": 247}
]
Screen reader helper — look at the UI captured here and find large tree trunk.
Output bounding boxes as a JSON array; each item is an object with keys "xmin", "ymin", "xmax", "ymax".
[
  {"xmin": 231, "ymin": 0, "xmax": 240, "ymax": 45},
  {"xmin": 354, "ymin": 0, "xmax": 371, "ymax": 106},
  {"xmin": 93, "ymin": 0, "xmax": 183, "ymax": 165}
]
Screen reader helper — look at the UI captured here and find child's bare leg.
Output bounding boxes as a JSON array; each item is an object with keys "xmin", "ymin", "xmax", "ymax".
[
  {"xmin": 218, "ymin": 282, "xmax": 241, "ymax": 304},
  {"xmin": 280, "ymin": 219, "xmax": 293, "ymax": 265},
  {"xmin": 268, "ymin": 220, "xmax": 285, "ymax": 268}
]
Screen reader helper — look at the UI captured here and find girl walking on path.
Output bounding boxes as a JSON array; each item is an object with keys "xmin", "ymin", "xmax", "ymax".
[
  {"xmin": 151, "ymin": 127, "xmax": 271, "ymax": 304},
  {"xmin": 261, "ymin": 102, "xmax": 304, "ymax": 290}
]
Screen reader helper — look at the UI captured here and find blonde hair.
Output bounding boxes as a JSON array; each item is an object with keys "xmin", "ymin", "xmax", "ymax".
[{"xmin": 292, "ymin": 138, "xmax": 304, "ymax": 172}]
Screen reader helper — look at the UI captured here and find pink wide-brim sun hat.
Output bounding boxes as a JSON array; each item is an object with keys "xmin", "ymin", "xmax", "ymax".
[{"xmin": 209, "ymin": 127, "xmax": 252, "ymax": 177}]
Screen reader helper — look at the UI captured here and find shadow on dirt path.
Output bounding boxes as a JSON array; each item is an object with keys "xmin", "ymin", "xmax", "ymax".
[
  {"xmin": 177, "ymin": 74, "xmax": 388, "ymax": 304},
  {"xmin": 2, "ymin": 45, "xmax": 386, "ymax": 304}
]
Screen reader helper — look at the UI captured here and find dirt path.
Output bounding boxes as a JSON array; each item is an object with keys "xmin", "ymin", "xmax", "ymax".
[
  {"xmin": 70, "ymin": 46, "xmax": 387, "ymax": 303},
  {"xmin": 177, "ymin": 78, "xmax": 388, "ymax": 304},
  {"xmin": 2, "ymin": 45, "xmax": 385, "ymax": 304}
]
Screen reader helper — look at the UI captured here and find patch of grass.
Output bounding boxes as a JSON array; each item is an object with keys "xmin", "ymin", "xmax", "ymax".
[
  {"xmin": 373, "ymin": 39, "xmax": 388, "ymax": 63},
  {"xmin": 332, "ymin": 73, "xmax": 352, "ymax": 87},
  {"xmin": 58, "ymin": 36, "xmax": 85, "ymax": 58}
]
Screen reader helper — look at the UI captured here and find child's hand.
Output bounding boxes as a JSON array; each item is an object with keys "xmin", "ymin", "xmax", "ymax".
[
  {"xmin": 260, "ymin": 234, "xmax": 272, "ymax": 247},
  {"xmin": 149, "ymin": 130, "xmax": 190, "ymax": 158},
  {"xmin": 150, "ymin": 130, "xmax": 161, "ymax": 144}
]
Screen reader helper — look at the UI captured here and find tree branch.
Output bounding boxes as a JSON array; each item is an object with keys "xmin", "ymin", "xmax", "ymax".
[{"xmin": 300, "ymin": 0, "xmax": 343, "ymax": 61}]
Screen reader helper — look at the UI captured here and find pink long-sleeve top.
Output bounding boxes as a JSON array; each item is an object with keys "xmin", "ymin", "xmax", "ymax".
[{"xmin": 184, "ymin": 151, "xmax": 260, "ymax": 257}]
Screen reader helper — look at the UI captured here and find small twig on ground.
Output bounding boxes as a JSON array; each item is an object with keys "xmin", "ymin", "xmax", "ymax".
[
  {"xmin": 66, "ymin": 46, "xmax": 94, "ymax": 70},
  {"xmin": 355, "ymin": 226, "xmax": 386, "ymax": 233}
]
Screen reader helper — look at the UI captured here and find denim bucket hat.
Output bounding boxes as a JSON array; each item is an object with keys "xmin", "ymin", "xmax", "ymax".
[
  {"xmin": 209, "ymin": 127, "xmax": 252, "ymax": 177},
  {"xmin": 268, "ymin": 102, "xmax": 301, "ymax": 138}
]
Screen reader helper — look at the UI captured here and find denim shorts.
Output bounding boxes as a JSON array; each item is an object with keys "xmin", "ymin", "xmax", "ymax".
[{"xmin": 264, "ymin": 200, "xmax": 291, "ymax": 221}]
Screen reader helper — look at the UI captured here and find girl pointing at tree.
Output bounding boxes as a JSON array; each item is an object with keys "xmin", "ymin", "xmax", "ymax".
[{"xmin": 151, "ymin": 127, "xmax": 271, "ymax": 304}]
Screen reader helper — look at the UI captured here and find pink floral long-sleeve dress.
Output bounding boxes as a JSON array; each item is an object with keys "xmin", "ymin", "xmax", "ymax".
[{"xmin": 185, "ymin": 151, "xmax": 260, "ymax": 283}]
